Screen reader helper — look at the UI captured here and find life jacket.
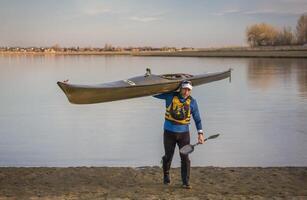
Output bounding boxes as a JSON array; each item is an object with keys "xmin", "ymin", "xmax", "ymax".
[{"xmin": 165, "ymin": 95, "xmax": 191, "ymax": 125}]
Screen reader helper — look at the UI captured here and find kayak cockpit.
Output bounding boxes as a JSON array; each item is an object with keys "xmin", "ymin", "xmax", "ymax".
[{"xmin": 160, "ymin": 73, "xmax": 193, "ymax": 80}]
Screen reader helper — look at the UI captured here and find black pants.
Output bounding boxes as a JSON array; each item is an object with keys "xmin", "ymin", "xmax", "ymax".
[{"xmin": 162, "ymin": 130, "xmax": 190, "ymax": 185}]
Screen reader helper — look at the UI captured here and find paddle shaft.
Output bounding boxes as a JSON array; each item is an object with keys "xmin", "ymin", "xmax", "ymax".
[
  {"xmin": 192, "ymin": 134, "xmax": 219, "ymax": 147},
  {"xmin": 179, "ymin": 134, "xmax": 220, "ymax": 155}
]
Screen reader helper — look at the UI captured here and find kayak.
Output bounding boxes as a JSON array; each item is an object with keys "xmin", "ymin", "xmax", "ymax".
[
  {"xmin": 57, "ymin": 69, "xmax": 231, "ymax": 104},
  {"xmin": 57, "ymin": 68, "xmax": 231, "ymax": 104}
]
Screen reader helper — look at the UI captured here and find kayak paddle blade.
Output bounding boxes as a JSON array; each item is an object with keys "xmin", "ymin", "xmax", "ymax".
[
  {"xmin": 207, "ymin": 134, "xmax": 220, "ymax": 140},
  {"xmin": 179, "ymin": 144, "xmax": 194, "ymax": 155}
]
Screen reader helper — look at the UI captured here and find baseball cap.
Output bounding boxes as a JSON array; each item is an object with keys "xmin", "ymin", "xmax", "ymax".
[{"xmin": 181, "ymin": 80, "xmax": 193, "ymax": 90}]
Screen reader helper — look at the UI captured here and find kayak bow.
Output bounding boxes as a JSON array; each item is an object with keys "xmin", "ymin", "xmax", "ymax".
[{"xmin": 57, "ymin": 69, "xmax": 231, "ymax": 104}]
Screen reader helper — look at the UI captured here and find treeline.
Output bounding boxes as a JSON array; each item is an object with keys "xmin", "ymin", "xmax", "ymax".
[
  {"xmin": 246, "ymin": 13, "xmax": 307, "ymax": 47},
  {"xmin": 0, "ymin": 45, "xmax": 182, "ymax": 53}
]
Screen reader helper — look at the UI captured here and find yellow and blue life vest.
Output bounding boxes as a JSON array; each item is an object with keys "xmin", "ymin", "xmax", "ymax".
[{"xmin": 165, "ymin": 95, "xmax": 191, "ymax": 125}]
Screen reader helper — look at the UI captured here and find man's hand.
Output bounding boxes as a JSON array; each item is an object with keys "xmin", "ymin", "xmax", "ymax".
[{"xmin": 198, "ymin": 132, "xmax": 205, "ymax": 144}]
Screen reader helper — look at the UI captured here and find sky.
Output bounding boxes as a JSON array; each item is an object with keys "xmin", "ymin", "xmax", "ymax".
[{"xmin": 0, "ymin": 0, "xmax": 306, "ymax": 48}]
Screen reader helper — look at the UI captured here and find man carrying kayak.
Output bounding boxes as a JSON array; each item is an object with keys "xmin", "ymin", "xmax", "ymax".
[{"xmin": 154, "ymin": 80, "xmax": 204, "ymax": 189}]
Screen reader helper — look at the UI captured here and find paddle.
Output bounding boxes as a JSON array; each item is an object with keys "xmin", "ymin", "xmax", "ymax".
[{"xmin": 179, "ymin": 134, "xmax": 220, "ymax": 155}]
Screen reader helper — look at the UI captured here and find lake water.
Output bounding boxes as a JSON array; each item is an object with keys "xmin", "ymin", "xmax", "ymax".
[{"xmin": 0, "ymin": 55, "xmax": 306, "ymax": 167}]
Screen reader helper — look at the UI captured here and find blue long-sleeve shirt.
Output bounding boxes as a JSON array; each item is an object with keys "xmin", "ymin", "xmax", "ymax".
[{"xmin": 154, "ymin": 92, "xmax": 203, "ymax": 133}]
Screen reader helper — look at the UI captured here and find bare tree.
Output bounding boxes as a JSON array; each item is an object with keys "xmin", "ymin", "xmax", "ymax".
[
  {"xmin": 296, "ymin": 13, "xmax": 307, "ymax": 45},
  {"xmin": 52, "ymin": 44, "xmax": 61, "ymax": 51},
  {"xmin": 104, "ymin": 43, "xmax": 114, "ymax": 51},
  {"xmin": 246, "ymin": 23, "xmax": 279, "ymax": 47},
  {"xmin": 246, "ymin": 24, "xmax": 261, "ymax": 47},
  {"xmin": 277, "ymin": 27, "xmax": 294, "ymax": 45}
]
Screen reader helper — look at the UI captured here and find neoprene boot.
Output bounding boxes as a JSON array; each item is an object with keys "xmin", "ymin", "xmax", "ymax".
[
  {"xmin": 181, "ymin": 158, "xmax": 191, "ymax": 186},
  {"xmin": 162, "ymin": 156, "xmax": 171, "ymax": 184}
]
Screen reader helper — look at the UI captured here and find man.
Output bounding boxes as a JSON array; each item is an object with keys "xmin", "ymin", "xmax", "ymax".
[{"xmin": 154, "ymin": 80, "xmax": 204, "ymax": 189}]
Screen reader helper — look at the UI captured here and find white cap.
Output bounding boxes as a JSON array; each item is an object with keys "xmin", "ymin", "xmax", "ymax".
[{"xmin": 181, "ymin": 81, "xmax": 193, "ymax": 90}]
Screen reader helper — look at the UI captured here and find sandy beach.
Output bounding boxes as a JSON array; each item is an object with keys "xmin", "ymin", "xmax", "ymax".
[{"xmin": 0, "ymin": 167, "xmax": 306, "ymax": 199}]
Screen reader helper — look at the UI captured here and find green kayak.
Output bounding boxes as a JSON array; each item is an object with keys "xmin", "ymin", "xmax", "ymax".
[{"xmin": 57, "ymin": 68, "xmax": 231, "ymax": 104}]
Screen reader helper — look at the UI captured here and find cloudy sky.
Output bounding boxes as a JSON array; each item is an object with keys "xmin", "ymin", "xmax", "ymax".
[{"xmin": 0, "ymin": 0, "xmax": 306, "ymax": 47}]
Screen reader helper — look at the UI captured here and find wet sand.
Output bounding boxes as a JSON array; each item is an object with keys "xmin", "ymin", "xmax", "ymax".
[{"xmin": 0, "ymin": 167, "xmax": 306, "ymax": 199}]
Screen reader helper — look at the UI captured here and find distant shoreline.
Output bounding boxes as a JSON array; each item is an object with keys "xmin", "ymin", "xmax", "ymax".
[
  {"xmin": 0, "ymin": 51, "xmax": 131, "ymax": 56},
  {"xmin": 1, "ymin": 46, "xmax": 307, "ymax": 58},
  {"xmin": 133, "ymin": 49, "xmax": 307, "ymax": 58}
]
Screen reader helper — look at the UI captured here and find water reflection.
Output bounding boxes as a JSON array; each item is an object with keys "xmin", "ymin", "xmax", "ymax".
[
  {"xmin": 247, "ymin": 58, "xmax": 307, "ymax": 98},
  {"xmin": 296, "ymin": 60, "xmax": 307, "ymax": 98},
  {"xmin": 0, "ymin": 55, "xmax": 306, "ymax": 167}
]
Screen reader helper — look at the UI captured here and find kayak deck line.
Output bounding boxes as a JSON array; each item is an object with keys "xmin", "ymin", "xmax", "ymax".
[
  {"xmin": 123, "ymin": 79, "xmax": 136, "ymax": 85},
  {"xmin": 57, "ymin": 68, "xmax": 232, "ymax": 104}
]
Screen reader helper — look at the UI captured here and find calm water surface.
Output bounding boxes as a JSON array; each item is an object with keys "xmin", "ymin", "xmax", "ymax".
[{"xmin": 0, "ymin": 55, "xmax": 306, "ymax": 167}]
